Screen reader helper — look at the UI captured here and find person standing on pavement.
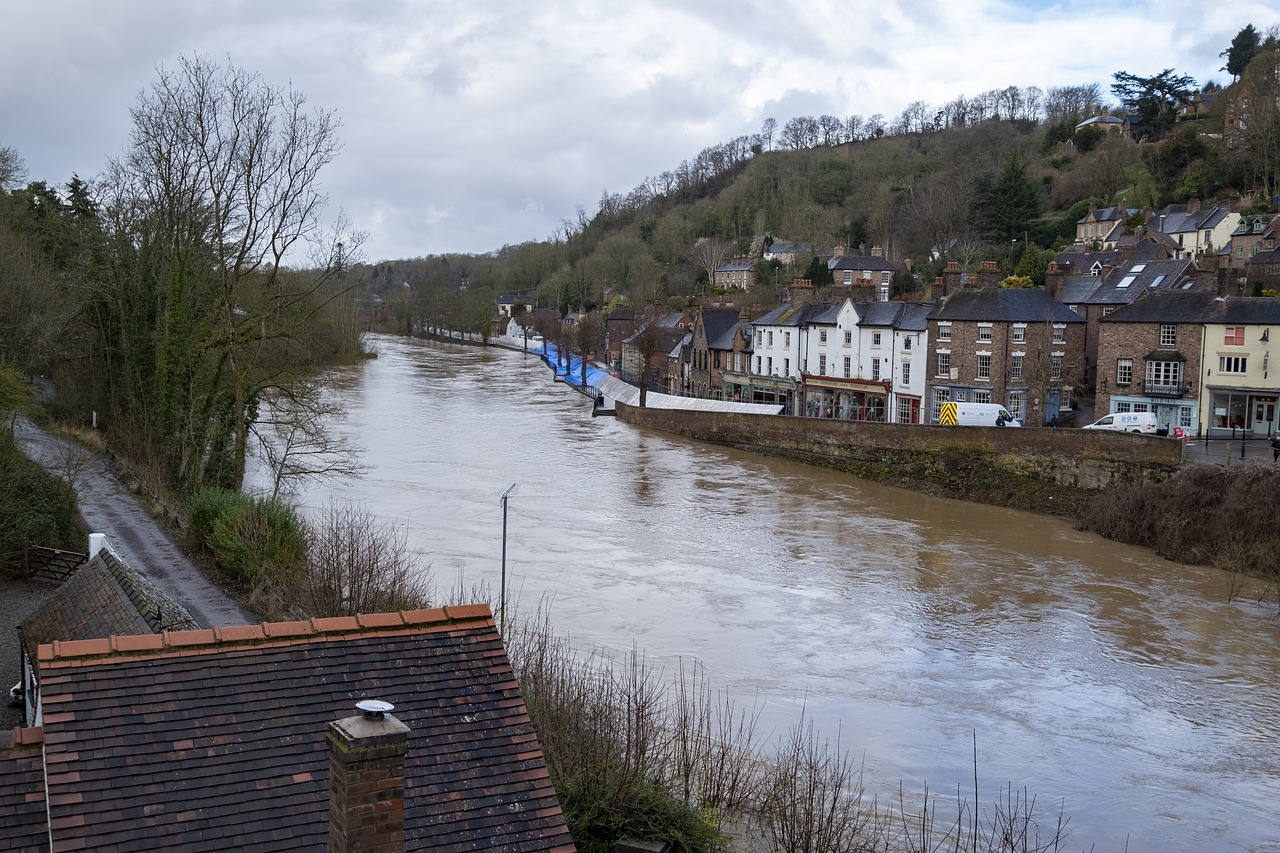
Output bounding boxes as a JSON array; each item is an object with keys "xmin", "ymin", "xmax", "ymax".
[{"xmin": 1271, "ymin": 434, "xmax": 1280, "ymax": 461}]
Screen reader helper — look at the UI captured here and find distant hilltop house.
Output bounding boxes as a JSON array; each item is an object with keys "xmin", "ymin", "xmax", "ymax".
[
  {"xmin": 827, "ymin": 246, "xmax": 903, "ymax": 301},
  {"xmin": 1075, "ymin": 206, "xmax": 1138, "ymax": 248},
  {"xmin": 1075, "ymin": 111, "xmax": 1124, "ymax": 135},
  {"xmin": 763, "ymin": 240, "xmax": 812, "ymax": 265},
  {"xmin": 713, "ymin": 258, "xmax": 755, "ymax": 290},
  {"xmin": 1147, "ymin": 199, "xmax": 1240, "ymax": 259}
]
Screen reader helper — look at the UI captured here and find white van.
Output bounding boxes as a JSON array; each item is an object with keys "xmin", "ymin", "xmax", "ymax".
[
  {"xmin": 938, "ymin": 401, "xmax": 1022, "ymax": 427},
  {"xmin": 1081, "ymin": 411, "xmax": 1160, "ymax": 434}
]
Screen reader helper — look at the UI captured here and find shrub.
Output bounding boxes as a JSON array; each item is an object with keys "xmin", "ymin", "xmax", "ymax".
[
  {"xmin": 0, "ymin": 438, "xmax": 87, "ymax": 571},
  {"xmin": 187, "ymin": 488, "xmax": 307, "ymax": 587}
]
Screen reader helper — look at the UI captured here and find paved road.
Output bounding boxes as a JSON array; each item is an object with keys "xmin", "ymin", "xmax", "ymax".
[
  {"xmin": 1182, "ymin": 433, "xmax": 1280, "ymax": 466},
  {"xmin": 13, "ymin": 418, "xmax": 255, "ymax": 629}
]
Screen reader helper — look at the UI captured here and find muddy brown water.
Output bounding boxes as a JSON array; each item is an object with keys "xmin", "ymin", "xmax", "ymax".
[{"xmin": 246, "ymin": 334, "xmax": 1280, "ymax": 853}]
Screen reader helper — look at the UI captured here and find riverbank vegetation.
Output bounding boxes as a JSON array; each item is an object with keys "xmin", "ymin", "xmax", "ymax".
[
  {"xmin": 507, "ymin": 609, "xmax": 1071, "ymax": 853},
  {"xmin": 1078, "ymin": 462, "xmax": 1280, "ymax": 595}
]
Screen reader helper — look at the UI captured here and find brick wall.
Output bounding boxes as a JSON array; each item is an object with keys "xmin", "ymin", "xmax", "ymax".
[
  {"xmin": 617, "ymin": 403, "xmax": 1181, "ymax": 501},
  {"xmin": 1095, "ymin": 320, "xmax": 1202, "ymax": 416}
]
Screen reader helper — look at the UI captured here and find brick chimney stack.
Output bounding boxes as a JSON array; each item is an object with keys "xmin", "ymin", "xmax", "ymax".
[
  {"xmin": 941, "ymin": 261, "xmax": 962, "ymax": 296},
  {"xmin": 789, "ymin": 278, "xmax": 814, "ymax": 305},
  {"xmin": 1187, "ymin": 197, "xmax": 1201, "ymax": 214},
  {"xmin": 1045, "ymin": 262, "xmax": 1064, "ymax": 301},
  {"xmin": 975, "ymin": 260, "xmax": 1002, "ymax": 289},
  {"xmin": 328, "ymin": 700, "xmax": 410, "ymax": 853}
]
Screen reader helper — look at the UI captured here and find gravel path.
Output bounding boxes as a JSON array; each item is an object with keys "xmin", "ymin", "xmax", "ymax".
[{"xmin": 11, "ymin": 418, "xmax": 255, "ymax": 629}]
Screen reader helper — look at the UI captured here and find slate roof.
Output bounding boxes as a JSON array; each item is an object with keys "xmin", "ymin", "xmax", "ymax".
[
  {"xmin": 1150, "ymin": 203, "xmax": 1232, "ymax": 236},
  {"xmin": 927, "ymin": 289, "xmax": 1084, "ymax": 323},
  {"xmin": 714, "ymin": 260, "xmax": 755, "ymax": 272},
  {"xmin": 752, "ymin": 301, "xmax": 833, "ymax": 328},
  {"xmin": 697, "ymin": 308, "xmax": 743, "ymax": 346},
  {"xmin": 0, "ymin": 727, "xmax": 47, "ymax": 852},
  {"xmin": 828, "ymin": 254, "xmax": 899, "ymax": 272},
  {"xmin": 21, "ymin": 549, "xmax": 199, "ymax": 663},
  {"xmin": 854, "ymin": 301, "xmax": 929, "ymax": 331},
  {"xmin": 1247, "ymin": 246, "xmax": 1280, "ymax": 269},
  {"xmin": 707, "ymin": 319, "xmax": 752, "ymax": 352},
  {"xmin": 27, "ymin": 605, "xmax": 575, "ymax": 852},
  {"xmin": 1099, "ymin": 291, "xmax": 1222, "ymax": 323},
  {"xmin": 1103, "ymin": 293, "xmax": 1280, "ymax": 325},
  {"xmin": 1080, "ymin": 259, "xmax": 1197, "ymax": 306}
]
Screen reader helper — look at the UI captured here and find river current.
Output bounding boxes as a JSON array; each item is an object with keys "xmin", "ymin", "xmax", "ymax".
[{"xmin": 247, "ymin": 334, "xmax": 1280, "ymax": 852}]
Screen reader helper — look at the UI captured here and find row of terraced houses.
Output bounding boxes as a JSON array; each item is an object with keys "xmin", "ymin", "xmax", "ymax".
[{"xmin": 603, "ymin": 200, "xmax": 1280, "ymax": 435}]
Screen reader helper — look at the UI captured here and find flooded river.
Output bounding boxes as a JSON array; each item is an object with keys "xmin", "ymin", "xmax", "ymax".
[{"xmin": 250, "ymin": 334, "xmax": 1280, "ymax": 852}]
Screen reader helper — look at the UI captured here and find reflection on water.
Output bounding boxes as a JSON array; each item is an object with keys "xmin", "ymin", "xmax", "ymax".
[{"xmin": 247, "ymin": 335, "xmax": 1280, "ymax": 853}]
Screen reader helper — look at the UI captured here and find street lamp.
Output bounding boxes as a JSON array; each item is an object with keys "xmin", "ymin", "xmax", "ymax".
[{"xmin": 499, "ymin": 484, "xmax": 516, "ymax": 637}]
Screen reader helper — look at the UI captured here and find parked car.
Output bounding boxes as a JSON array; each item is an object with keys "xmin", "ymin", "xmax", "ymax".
[{"xmin": 1081, "ymin": 412, "xmax": 1160, "ymax": 434}]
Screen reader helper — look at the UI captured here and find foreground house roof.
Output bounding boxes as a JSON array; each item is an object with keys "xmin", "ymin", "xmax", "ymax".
[
  {"xmin": 927, "ymin": 288, "xmax": 1084, "ymax": 323},
  {"xmin": 9, "ymin": 605, "xmax": 574, "ymax": 852}
]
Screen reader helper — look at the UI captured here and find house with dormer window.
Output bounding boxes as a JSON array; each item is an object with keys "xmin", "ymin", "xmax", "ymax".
[
  {"xmin": 1148, "ymin": 200, "xmax": 1240, "ymax": 260},
  {"xmin": 1230, "ymin": 215, "xmax": 1279, "ymax": 268}
]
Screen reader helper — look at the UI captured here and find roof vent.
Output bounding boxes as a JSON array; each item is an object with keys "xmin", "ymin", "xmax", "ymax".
[{"xmin": 356, "ymin": 699, "xmax": 394, "ymax": 720}]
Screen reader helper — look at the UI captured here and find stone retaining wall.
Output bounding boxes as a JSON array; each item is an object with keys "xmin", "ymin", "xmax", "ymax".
[{"xmin": 616, "ymin": 404, "xmax": 1183, "ymax": 513}]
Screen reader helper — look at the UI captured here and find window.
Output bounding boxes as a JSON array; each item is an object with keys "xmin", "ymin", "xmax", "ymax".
[
  {"xmin": 881, "ymin": 270, "xmax": 891, "ymax": 285},
  {"xmin": 1103, "ymin": 306, "xmax": 1116, "ymax": 316},
  {"xmin": 1116, "ymin": 401, "xmax": 1132, "ymax": 413},
  {"xmin": 843, "ymin": 356, "xmax": 851, "ymax": 378},
  {"xmin": 1061, "ymin": 387, "xmax": 1073, "ymax": 410},
  {"xmin": 783, "ymin": 358, "xmax": 790, "ymax": 375},
  {"xmin": 1159, "ymin": 324, "xmax": 1176, "ymax": 347},
  {"xmin": 978, "ymin": 324, "xmax": 993, "ymax": 342},
  {"xmin": 767, "ymin": 357, "xmax": 773, "ymax": 374},
  {"xmin": 1050, "ymin": 355, "xmax": 1063, "ymax": 380},
  {"xmin": 843, "ymin": 270, "xmax": 853, "ymax": 284},
  {"xmin": 1146, "ymin": 360, "xmax": 1181, "ymax": 387},
  {"xmin": 977, "ymin": 354, "xmax": 991, "ymax": 379},
  {"xmin": 903, "ymin": 337, "xmax": 912, "ymax": 350},
  {"xmin": 932, "ymin": 387, "xmax": 950, "ymax": 421},
  {"xmin": 872, "ymin": 332, "xmax": 882, "ymax": 346},
  {"xmin": 755, "ymin": 356, "xmax": 761, "ymax": 374},
  {"xmin": 1008, "ymin": 391, "xmax": 1024, "ymax": 421},
  {"xmin": 785, "ymin": 332, "xmax": 791, "ymax": 348},
  {"xmin": 819, "ymin": 354, "xmax": 827, "ymax": 375},
  {"xmin": 897, "ymin": 397, "xmax": 913, "ymax": 424},
  {"xmin": 1012, "ymin": 324, "xmax": 1026, "ymax": 343},
  {"xmin": 819, "ymin": 329, "xmax": 828, "ymax": 343},
  {"xmin": 901, "ymin": 362, "xmax": 911, "ymax": 385},
  {"xmin": 1219, "ymin": 356, "xmax": 1248, "ymax": 374},
  {"xmin": 843, "ymin": 330, "xmax": 852, "ymax": 346},
  {"xmin": 1224, "ymin": 327, "xmax": 1244, "ymax": 346},
  {"xmin": 1010, "ymin": 354, "xmax": 1023, "ymax": 380},
  {"xmin": 1052, "ymin": 324, "xmax": 1065, "ymax": 344},
  {"xmin": 871, "ymin": 359, "xmax": 881, "ymax": 381},
  {"xmin": 768, "ymin": 331, "xmax": 773, "ymax": 346},
  {"xmin": 1179, "ymin": 406, "xmax": 1192, "ymax": 428},
  {"xmin": 973, "ymin": 389, "xmax": 992, "ymax": 404},
  {"xmin": 1116, "ymin": 358, "xmax": 1133, "ymax": 385},
  {"xmin": 938, "ymin": 323, "xmax": 952, "ymax": 341},
  {"xmin": 879, "ymin": 285, "xmax": 890, "ymax": 302},
  {"xmin": 936, "ymin": 351, "xmax": 950, "ymax": 377}
]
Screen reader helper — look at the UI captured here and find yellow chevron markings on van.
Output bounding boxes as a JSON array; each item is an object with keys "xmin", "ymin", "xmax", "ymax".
[{"xmin": 939, "ymin": 402, "xmax": 957, "ymax": 425}]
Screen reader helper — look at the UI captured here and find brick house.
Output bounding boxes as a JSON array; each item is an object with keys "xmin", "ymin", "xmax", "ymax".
[
  {"xmin": 1227, "ymin": 213, "xmax": 1279, "ymax": 268},
  {"xmin": 1053, "ymin": 258, "xmax": 1200, "ymax": 390},
  {"xmin": 1246, "ymin": 245, "xmax": 1280, "ymax": 291},
  {"xmin": 827, "ymin": 248, "xmax": 902, "ymax": 302},
  {"xmin": 689, "ymin": 308, "xmax": 747, "ymax": 399},
  {"xmin": 713, "ymin": 258, "xmax": 755, "ymax": 290},
  {"xmin": 2, "ymin": 552, "xmax": 575, "ymax": 852},
  {"xmin": 1095, "ymin": 290, "xmax": 1213, "ymax": 434},
  {"xmin": 926, "ymin": 287, "xmax": 1085, "ymax": 427},
  {"xmin": 1074, "ymin": 206, "xmax": 1133, "ymax": 248}
]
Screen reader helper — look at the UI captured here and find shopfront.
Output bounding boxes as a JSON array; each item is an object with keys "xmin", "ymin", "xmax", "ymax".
[
  {"xmin": 800, "ymin": 376, "xmax": 892, "ymax": 421},
  {"xmin": 1205, "ymin": 388, "xmax": 1278, "ymax": 436}
]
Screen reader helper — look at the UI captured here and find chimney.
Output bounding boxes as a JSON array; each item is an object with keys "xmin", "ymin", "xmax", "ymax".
[
  {"xmin": 328, "ymin": 700, "xmax": 410, "ymax": 853},
  {"xmin": 870, "ymin": 245, "xmax": 884, "ymax": 258},
  {"xmin": 975, "ymin": 260, "xmax": 1002, "ymax": 289},
  {"xmin": 789, "ymin": 278, "xmax": 814, "ymax": 305},
  {"xmin": 942, "ymin": 261, "xmax": 962, "ymax": 295},
  {"xmin": 1187, "ymin": 197, "xmax": 1200, "ymax": 214},
  {"xmin": 1045, "ymin": 262, "xmax": 1064, "ymax": 302}
]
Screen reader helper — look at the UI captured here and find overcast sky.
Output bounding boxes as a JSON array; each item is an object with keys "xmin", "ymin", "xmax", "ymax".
[{"xmin": 3, "ymin": 1, "xmax": 1274, "ymax": 262}]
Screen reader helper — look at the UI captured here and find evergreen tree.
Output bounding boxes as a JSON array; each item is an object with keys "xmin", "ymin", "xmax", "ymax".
[
  {"xmin": 1220, "ymin": 25, "xmax": 1260, "ymax": 80},
  {"xmin": 977, "ymin": 153, "xmax": 1043, "ymax": 245}
]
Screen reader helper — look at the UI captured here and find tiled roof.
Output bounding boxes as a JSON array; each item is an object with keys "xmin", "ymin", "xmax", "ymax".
[
  {"xmin": 708, "ymin": 320, "xmax": 752, "ymax": 351},
  {"xmin": 752, "ymin": 301, "xmax": 832, "ymax": 328},
  {"xmin": 32, "ymin": 605, "xmax": 574, "ymax": 852},
  {"xmin": 927, "ymin": 288, "xmax": 1085, "ymax": 323},
  {"xmin": 21, "ymin": 550, "xmax": 199, "ymax": 662},
  {"xmin": 0, "ymin": 727, "xmax": 47, "ymax": 852},
  {"xmin": 697, "ymin": 308, "xmax": 742, "ymax": 346}
]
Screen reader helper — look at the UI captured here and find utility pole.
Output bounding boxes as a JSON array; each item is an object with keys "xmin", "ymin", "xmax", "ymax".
[{"xmin": 499, "ymin": 484, "xmax": 516, "ymax": 636}]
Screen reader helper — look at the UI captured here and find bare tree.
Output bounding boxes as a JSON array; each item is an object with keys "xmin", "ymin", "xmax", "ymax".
[
  {"xmin": 633, "ymin": 323, "xmax": 663, "ymax": 408},
  {"xmin": 299, "ymin": 503, "xmax": 432, "ymax": 617},
  {"xmin": 0, "ymin": 144, "xmax": 26, "ymax": 191},
  {"xmin": 250, "ymin": 379, "xmax": 369, "ymax": 503},
  {"xmin": 760, "ymin": 117, "xmax": 778, "ymax": 151},
  {"xmin": 692, "ymin": 237, "xmax": 730, "ymax": 294}
]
